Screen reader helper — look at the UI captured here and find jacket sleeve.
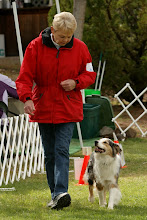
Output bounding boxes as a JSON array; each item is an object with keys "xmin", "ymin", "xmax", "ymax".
[
  {"xmin": 0, "ymin": 73, "xmax": 16, "ymax": 89},
  {"xmin": 15, "ymin": 41, "xmax": 37, "ymax": 103},
  {"xmin": 74, "ymin": 43, "xmax": 96, "ymax": 90}
]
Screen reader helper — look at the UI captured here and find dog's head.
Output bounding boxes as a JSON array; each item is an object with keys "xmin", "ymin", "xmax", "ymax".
[{"xmin": 94, "ymin": 138, "xmax": 122, "ymax": 157}]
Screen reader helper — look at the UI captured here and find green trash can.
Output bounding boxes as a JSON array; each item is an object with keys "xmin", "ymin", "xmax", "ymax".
[
  {"xmin": 85, "ymin": 95, "xmax": 115, "ymax": 130},
  {"xmin": 84, "ymin": 89, "xmax": 101, "ymax": 97},
  {"xmin": 72, "ymin": 103, "xmax": 101, "ymax": 139}
]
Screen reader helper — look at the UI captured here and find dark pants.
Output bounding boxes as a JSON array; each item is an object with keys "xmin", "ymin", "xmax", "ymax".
[{"xmin": 38, "ymin": 122, "xmax": 75, "ymax": 199}]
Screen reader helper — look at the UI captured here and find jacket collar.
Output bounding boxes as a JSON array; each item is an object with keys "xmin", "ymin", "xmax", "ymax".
[{"xmin": 41, "ymin": 27, "xmax": 74, "ymax": 49}]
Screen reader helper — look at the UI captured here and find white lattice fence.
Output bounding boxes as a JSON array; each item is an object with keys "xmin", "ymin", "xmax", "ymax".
[
  {"xmin": 112, "ymin": 83, "xmax": 147, "ymax": 137},
  {"xmin": 0, "ymin": 114, "xmax": 45, "ymax": 186}
]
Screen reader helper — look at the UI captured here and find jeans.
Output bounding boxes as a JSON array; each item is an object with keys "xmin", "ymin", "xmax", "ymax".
[{"xmin": 38, "ymin": 122, "xmax": 75, "ymax": 199}]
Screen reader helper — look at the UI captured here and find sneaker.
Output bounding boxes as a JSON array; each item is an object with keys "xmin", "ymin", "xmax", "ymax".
[
  {"xmin": 47, "ymin": 200, "xmax": 54, "ymax": 207},
  {"xmin": 51, "ymin": 193, "xmax": 71, "ymax": 210}
]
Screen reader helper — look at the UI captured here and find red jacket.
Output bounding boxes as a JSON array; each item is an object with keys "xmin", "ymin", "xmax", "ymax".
[{"xmin": 16, "ymin": 28, "xmax": 96, "ymax": 123}]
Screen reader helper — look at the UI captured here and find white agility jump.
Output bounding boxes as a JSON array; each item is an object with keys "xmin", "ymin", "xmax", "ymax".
[
  {"xmin": 0, "ymin": 114, "xmax": 44, "ymax": 186},
  {"xmin": 112, "ymin": 83, "xmax": 147, "ymax": 137}
]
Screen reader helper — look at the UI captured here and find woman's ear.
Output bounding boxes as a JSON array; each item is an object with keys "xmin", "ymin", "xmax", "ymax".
[{"xmin": 51, "ymin": 26, "xmax": 54, "ymax": 34}]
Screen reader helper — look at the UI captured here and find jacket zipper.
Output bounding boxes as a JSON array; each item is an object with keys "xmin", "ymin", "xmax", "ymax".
[
  {"xmin": 56, "ymin": 50, "xmax": 60, "ymax": 58},
  {"xmin": 56, "ymin": 49, "xmax": 60, "ymax": 83},
  {"xmin": 52, "ymin": 49, "xmax": 60, "ymax": 123},
  {"xmin": 39, "ymin": 93, "xmax": 43, "ymax": 99}
]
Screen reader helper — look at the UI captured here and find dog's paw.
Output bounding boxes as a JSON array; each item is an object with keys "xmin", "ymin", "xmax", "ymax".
[
  {"xmin": 88, "ymin": 196, "xmax": 94, "ymax": 203},
  {"xmin": 99, "ymin": 204, "xmax": 106, "ymax": 208},
  {"xmin": 99, "ymin": 202, "xmax": 106, "ymax": 207},
  {"xmin": 108, "ymin": 205, "xmax": 114, "ymax": 210},
  {"xmin": 99, "ymin": 200, "xmax": 106, "ymax": 207}
]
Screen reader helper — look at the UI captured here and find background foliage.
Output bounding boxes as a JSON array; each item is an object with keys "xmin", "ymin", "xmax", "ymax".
[
  {"xmin": 84, "ymin": 0, "xmax": 147, "ymax": 98},
  {"xmin": 48, "ymin": 0, "xmax": 147, "ymax": 98}
]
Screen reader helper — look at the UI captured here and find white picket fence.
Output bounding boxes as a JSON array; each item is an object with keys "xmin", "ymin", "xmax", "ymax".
[
  {"xmin": 0, "ymin": 114, "xmax": 45, "ymax": 186},
  {"xmin": 112, "ymin": 83, "xmax": 147, "ymax": 137}
]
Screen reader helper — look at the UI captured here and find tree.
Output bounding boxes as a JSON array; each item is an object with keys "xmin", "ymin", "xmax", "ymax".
[
  {"xmin": 73, "ymin": 0, "xmax": 87, "ymax": 40},
  {"xmin": 83, "ymin": 0, "xmax": 147, "ymax": 98},
  {"xmin": 106, "ymin": 0, "xmax": 147, "ymax": 95}
]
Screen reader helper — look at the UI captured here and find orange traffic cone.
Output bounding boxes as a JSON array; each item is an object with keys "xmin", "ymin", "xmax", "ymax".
[
  {"xmin": 113, "ymin": 132, "xmax": 127, "ymax": 169},
  {"xmin": 77, "ymin": 155, "xmax": 90, "ymax": 185}
]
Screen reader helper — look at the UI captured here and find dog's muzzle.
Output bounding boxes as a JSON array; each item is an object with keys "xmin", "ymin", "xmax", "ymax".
[{"xmin": 95, "ymin": 146, "xmax": 105, "ymax": 153}]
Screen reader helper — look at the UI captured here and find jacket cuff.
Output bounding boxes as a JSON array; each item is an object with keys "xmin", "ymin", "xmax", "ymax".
[
  {"xmin": 74, "ymin": 78, "xmax": 81, "ymax": 90},
  {"xmin": 21, "ymin": 94, "xmax": 32, "ymax": 103}
]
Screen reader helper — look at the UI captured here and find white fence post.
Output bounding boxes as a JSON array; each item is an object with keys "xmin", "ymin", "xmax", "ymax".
[
  {"xmin": 0, "ymin": 114, "xmax": 45, "ymax": 186},
  {"xmin": 112, "ymin": 83, "xmax": 147, "ymax": 137}
]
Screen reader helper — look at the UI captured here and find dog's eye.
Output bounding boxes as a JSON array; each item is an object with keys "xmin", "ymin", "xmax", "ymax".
[{"xmin": 103, "ymin": 141, "xmax": 107, "ymax": 144}]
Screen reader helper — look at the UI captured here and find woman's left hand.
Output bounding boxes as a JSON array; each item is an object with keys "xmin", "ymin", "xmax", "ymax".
[{"xmin": 60, "ymin": 79, "xmax": 76, "ymax": 91}]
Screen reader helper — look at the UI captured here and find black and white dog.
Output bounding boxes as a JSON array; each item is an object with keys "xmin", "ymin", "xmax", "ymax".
[{"xmin": 84, "ymin": 138, "xmax": 122, "ymax": 209}]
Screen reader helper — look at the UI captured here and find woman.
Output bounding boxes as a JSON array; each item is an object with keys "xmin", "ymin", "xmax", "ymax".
[{"xmin": 16, "ymin": 12, "xmax": 96, "ymax": 210}]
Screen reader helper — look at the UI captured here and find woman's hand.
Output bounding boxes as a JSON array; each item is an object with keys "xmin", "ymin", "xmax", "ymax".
[
  {"xmin": 60, "ymin": 79, "xmax": 76, "ymax": 91},
  {"xmin": 24, "ymin": 100, "xmax": 35, "ymax": 115}
]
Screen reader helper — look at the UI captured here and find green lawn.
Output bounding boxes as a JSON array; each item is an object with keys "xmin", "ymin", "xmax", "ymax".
[{"xmin": 0, "ymin": 138, "xmax": 147, "ymax": 220}]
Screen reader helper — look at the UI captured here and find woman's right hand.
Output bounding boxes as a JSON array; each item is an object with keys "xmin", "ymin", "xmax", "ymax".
[{"xmin": 24, "ymin": 100, "xmax": 35, "ymax": 115}]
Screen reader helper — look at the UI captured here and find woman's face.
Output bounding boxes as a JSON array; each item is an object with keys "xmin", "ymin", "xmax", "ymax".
[{"xmin": 51, "ymin": 26, "xmax": 73, "ymax": 46}]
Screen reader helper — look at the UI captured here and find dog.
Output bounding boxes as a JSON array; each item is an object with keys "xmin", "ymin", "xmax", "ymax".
[{"xmin": 84, "ymin": 138, "xmax": 122, "ymax": 209}]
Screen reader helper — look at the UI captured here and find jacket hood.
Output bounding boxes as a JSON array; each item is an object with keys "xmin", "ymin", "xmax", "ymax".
[{"xmin": 41, "ymin": 27, "xmax": 74, "ymax": 49}]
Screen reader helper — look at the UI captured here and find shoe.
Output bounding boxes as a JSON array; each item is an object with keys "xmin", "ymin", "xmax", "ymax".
[
  {"xmin": 51, "ymin": 193, "xmax": 71, "ymax": 210},
  {"xmin": 47, "ymin": 200, "xmax": 54, "ymax": 207}
]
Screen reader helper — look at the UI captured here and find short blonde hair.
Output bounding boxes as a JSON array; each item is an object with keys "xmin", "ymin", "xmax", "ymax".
[{"xmin": 52, "ymin": 12, "xmax": 77, "ymax": 33}]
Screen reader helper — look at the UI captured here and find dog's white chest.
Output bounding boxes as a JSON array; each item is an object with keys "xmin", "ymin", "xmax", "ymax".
[{"xmin": 93, "ymin": 155, "xmax": 120, "ymax": 184}]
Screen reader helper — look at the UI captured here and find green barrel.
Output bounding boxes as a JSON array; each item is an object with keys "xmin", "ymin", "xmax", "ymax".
[
  {"xmin": 85, "ymin": 95, "xmax": 115, "ymax": 131},
  {"xmin": 72, "ymin": 103, "xmax": 101, "ymax": 139}
]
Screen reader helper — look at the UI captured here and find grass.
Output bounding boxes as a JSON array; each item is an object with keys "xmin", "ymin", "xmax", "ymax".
[{"xmin": 0, "ymin": 138, "xmax": 147, "ymax": 220}]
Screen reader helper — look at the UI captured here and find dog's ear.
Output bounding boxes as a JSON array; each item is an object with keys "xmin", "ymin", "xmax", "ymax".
[
  {"xmin": 109, "ymin": 140, "xmax": 122, "ymax": 156},
  {"xmin": 113, "ymin": 143, "xmax": 122, "ymax": 154}
]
